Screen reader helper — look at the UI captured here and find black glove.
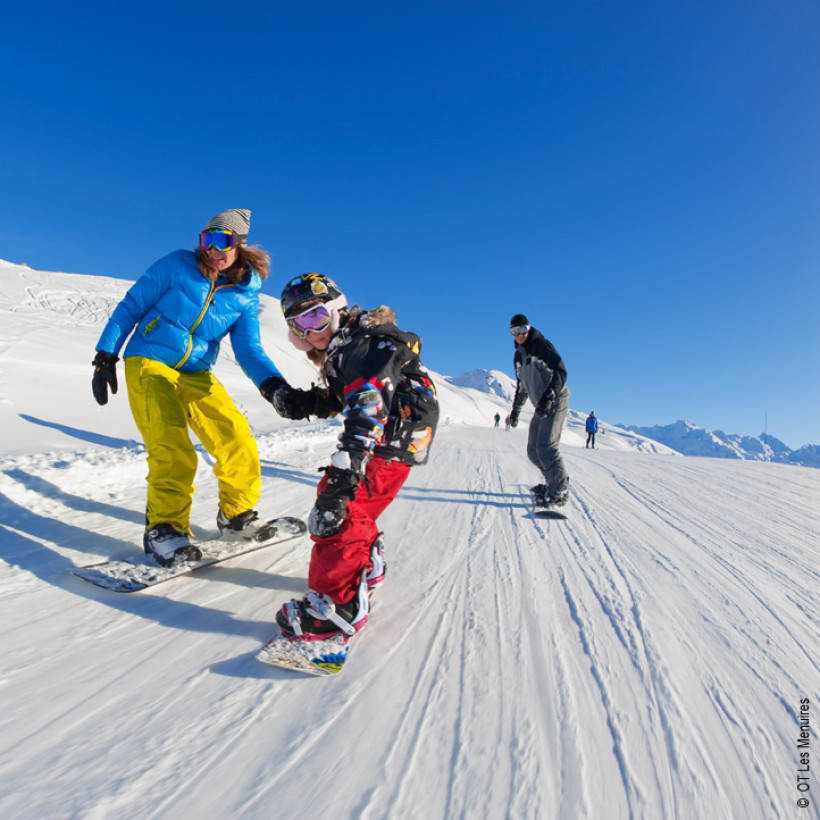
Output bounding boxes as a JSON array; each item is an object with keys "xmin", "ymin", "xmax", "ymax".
[
  {"xmin": 311, "ymin": 386, "xmax": 343, "ymax": 418},
  {"xmin": 92, "ymin": 351, "xmax": 119, "ymax": 406},
  {"xmin": 509, "ymin": 410, "xmax": 519, "ymax": 428},
  {"xmin": 260, "ymin": 376, "xmax": 313, "ymax": 420},
  {"xmin": 261, "ymin": 377, "xmax": 341, "ymax": 420},
  {"xmin": 308, "ymin": 465, "xmax": 362, "ymax": 538},
  {"xmin": 259, "ymin": 375, "xmax": 286, "ymax": 403},
  {"xmin": 535, "ymin": 389, "xmax": 556, "ymax": 418}
]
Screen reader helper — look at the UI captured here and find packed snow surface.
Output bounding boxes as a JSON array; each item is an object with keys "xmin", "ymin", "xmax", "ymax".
[{"xmin": 1, "ymin": 260, "xmax": 818, "ymax": 818}]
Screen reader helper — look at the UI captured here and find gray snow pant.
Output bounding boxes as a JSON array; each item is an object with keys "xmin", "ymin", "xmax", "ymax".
[{"xmin": 526, "ymin": 388, "xmax": 569, "ymax": 494}]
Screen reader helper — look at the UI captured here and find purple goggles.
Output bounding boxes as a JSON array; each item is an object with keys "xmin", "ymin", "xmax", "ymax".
[{"xmin": 287, "ymin": 304, "xmax": 332, "ymax": 338}]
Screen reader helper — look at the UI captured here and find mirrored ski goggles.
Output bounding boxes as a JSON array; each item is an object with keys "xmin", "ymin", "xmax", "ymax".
[
  {"xmin": 287, "ymin": 304, "xmax": 332, "ymax": 338},
  {"xmin": 199, "ymin": 229, "xmax": 244, "ymax": 251},
  {"xmin": 510, "ymin": 324, "xmax": 530, "ymax": 336}
]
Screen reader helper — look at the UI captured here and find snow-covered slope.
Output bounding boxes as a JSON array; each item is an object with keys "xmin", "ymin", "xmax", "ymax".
[
  {"xmin": 1, "ymin": 260, "xmax": 818, "ymax": 818},
  {"xmin": 2, "ymin": 426, "xmax": 818, "ymax": 818},
  {"xmin": 0, "ymin": 259, "xmax": 668, "ymax": 454},
  {"xmin": 0, "ymin": 259, "xmax": 509, "ymax": 452}
]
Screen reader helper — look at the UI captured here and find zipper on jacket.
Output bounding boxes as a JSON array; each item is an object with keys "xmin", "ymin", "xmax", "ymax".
[{"xmin": 173, "ymin": 279, "xmax": 233, "ymax": 370}]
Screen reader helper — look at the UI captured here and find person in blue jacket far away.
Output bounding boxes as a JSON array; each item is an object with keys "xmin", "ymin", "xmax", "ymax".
[{"xmin": 586, "ymin": 411, "xmax": 599, "ymax": 449}]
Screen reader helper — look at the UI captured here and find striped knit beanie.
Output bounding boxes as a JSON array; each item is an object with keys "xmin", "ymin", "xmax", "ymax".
[{"xmin": 203, "ymin": 209, "xmax": 251, "ymax": 242}]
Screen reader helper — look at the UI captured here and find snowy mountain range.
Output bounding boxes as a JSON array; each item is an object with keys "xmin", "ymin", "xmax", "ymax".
[
  {"xmin": 449, "ymin": 368, "xmax": 820, "ymax": 468},
  {"xmin": 4, "ymin": 258, "xmax": 790, "ymax": 465},
  {"xmin": 449, "ymin": 368, "xmax": 516, "ymax": 402},
  {"xmin": 0, "ymin": 260, "xmax": 677, "ymax": 458},
  {"xmin": 619, "ymin": 420, "xmax": 820, "ymax": 468},
  {"xmin": 1, "ymin": 259, "xmax": 817, "ymax": 818}
]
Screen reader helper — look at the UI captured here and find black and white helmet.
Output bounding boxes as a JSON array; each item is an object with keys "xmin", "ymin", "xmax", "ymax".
[
  {"xmin": 280, "ymin": 273, "xmax": 346, "ymax": 317},
  {"xmin": 280, "ymin": 273, "xmax": 349, "ymax": 350}
]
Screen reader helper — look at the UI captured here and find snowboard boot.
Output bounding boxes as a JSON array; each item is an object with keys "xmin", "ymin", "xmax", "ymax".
[
  {"xmin": 277, "ymin": 576, "xmax": 370, "ymax": 641},
  {"xmin": 544, "ymin": 488, "xmax": 569, "ymax": 507},
  {"xmin": 143, "ymin": 523, "xmax": 201, "ymax": 566},
  {"xmin": 217, "ymin": 508, "xmax": 260, "ymax": 536},
  {"xmin": 365, "ymin": 533, "xmax": 386, "ymax": 593},
  {"xmin": 533, "ymin": 486, "xmax": 549, "ymax": 508}
]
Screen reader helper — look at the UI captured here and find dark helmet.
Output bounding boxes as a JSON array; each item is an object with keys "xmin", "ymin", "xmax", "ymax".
[{"xmin": 280, "ymin": 273, "xmax": 346, "ymax": 317}]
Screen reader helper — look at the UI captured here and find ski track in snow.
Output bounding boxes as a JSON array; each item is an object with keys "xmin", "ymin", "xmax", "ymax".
[{"xmin": 0, "ymin": 424, "xmax": 819, "ymax": 819}]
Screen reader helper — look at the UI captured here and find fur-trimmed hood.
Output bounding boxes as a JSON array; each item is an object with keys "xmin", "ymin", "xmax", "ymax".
[{"xmin": 358, "ymin": 305, "xmax": 397, "ymax": 328}]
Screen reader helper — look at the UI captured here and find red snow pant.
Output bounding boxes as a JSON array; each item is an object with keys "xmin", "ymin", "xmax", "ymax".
[{"xmin": 309, "ymin": 456, "xmax": 411, "ymax": 605}]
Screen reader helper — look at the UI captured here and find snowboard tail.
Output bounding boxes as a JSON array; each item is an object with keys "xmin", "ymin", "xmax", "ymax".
[
  {"xmin": 256, "ymin": 629, "xmax": 352, "ymax": 677},
  {"xmin": 533, "ymin": 508, "xmax": 569, "ymax": 520},
  {"xmin": 70, "ymin": 516, "xmax": 307, "ymax": 592},
  {"xmin": 256, "ymin": 567, "xmax": 373, "ymax": 677}
]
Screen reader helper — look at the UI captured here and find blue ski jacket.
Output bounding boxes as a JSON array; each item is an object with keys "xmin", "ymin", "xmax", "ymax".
[{"xmin": 95, "ymin": 250, "xmax": 282, "ymax": 387}]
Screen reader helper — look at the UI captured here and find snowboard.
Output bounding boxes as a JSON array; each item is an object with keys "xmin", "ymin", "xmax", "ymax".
[
  {"xmin": 256, "ymin": 629, "xmax": 352, "ymax": 677},
  {"xmin": 533, "ymin": 507, "xmax": 569, "ymax": 520},
  {"xmin": 70, "ymin": 516, "xmax": 307, "ymax": 592},
  {"xmin": 531, "ymin": 489, "xmax": 569, "ymax": 519}
]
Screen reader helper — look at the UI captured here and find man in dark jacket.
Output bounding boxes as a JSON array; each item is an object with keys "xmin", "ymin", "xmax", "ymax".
[{"xmin": 508, "ymin": 313, "xmax": 570, "ymax": 507}]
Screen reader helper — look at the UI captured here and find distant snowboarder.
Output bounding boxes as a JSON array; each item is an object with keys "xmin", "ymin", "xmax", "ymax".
[
  {"xmin": 494, "ymin": 413, "xmax": 501, "ymax": 427},
  {"xmin": 508, "ymin": 314, "xmax": 570, "ymax": 508},
  {"xmin": 586, "ymin": 411, "xmax": 598, "ymax": 449}
]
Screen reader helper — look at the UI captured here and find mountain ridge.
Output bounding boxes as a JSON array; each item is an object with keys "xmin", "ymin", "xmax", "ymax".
[
  {"xmin": 4, "ymin": 258, "xmax": 810, "ymax": 465},
  {"xmin": 0, "ymin": 259, "xmax": 672, "ymax": 457},
  {"xmin": 618, "ymin": 419, "xmax": 820, "ymax": 468},
  {"xmin": 453, "ymin": 364, "xmax": 819, "ymax": 468}
]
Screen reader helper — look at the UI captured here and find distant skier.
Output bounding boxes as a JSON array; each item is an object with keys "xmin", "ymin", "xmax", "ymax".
[
  {"xmin": 262, "ymin": 273, "xmax": 439, "ymax": 641},
  {"xmin": 586, "ymin": 411, "xmax": 598, "ymax": 449},
  {"xmin": 508, "ymin": 313, "xmax": 570, "ymax": 507},
  {"xmin": 91, "ymin": 209, "xmax": 284, "ymax": 565},
  {"xmin": 494, "ymin": 413, "xmax": 501, "ymax": 427}
]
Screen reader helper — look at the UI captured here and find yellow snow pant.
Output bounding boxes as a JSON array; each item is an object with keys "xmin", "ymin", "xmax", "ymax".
[{"xmin": 124, "ymin": 357, "xmax": 262, "ymax": 532}]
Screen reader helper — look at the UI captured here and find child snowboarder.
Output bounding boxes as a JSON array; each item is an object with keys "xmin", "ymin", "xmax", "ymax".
[{"xmin": 260, "ymin": 273, "xmax": 439, "ymax": 642}]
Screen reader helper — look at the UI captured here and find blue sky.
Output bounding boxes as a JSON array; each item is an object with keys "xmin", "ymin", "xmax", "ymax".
[{"xmin": 2, "ymin": 0, "xmax": 818, "ymax": 448}]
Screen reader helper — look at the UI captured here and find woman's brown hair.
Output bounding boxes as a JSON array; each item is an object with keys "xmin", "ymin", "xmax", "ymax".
[{"xmin": 196, "ymin": 245, "xmax": 270, "ymax": 283}]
